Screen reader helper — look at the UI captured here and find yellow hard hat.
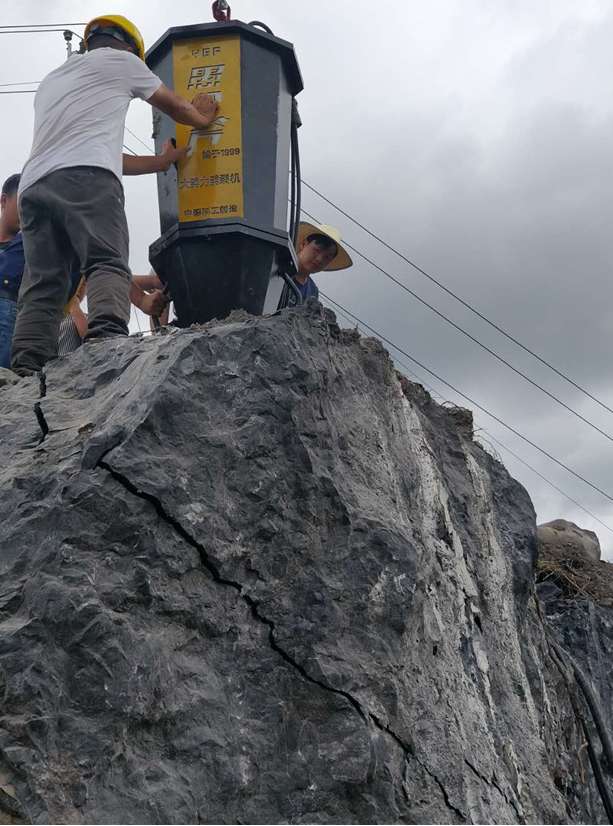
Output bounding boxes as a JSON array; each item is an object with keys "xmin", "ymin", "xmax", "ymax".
[{"xmin": 84, "ymin": 14, "xmax": 145, "ymax": 61}]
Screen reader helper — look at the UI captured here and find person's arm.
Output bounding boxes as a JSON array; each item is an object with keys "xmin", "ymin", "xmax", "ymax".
[
  {"xmin": 129, "ymin": 281, "xmax": 168, "ymax": 317},
  {"xmin": 132, "ymin": 273, "xmax": 164, "ymax": 291},
  {"xmin": 148, "ymin": 85, "xmax": 219, "ymax": 129},
  {"xmin": 122, "ymin": 140, "xmax": 188, "ymax": 176},
  {"xmin": 69, "ymin": 297, "xmax": 88, "ymax": 339}
]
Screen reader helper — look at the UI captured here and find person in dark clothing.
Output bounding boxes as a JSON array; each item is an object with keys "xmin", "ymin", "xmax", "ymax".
[{"xmin": 0, "ymin": 174, "xmax": 22, "ymax": 368}]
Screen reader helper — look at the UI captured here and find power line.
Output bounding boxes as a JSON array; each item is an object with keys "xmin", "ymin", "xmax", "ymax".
[
  {"xmin": 0, "ymin": 23, "xmax": 85, "ymax": 29},
  {"xmin": 332, "ymin": 304, "xmax": 613, "ymax": 536},
  {"xmin": 0, "ymin": 81, "xmax": 40, "ymax": 87},
  {"xmin": 125, "ymin": 126, "xmax": 154, "ymax": 153},
  {"xmin": 302, "ymin": 178, "xmax": 613, "ymax": 417},
  {"xmin": 122, "ymin": 144, "xmax": 137, "ymax": 156},
  {"xmin": 481, "ymin": 432, "xmax": 613, "ymax": 535},
  {"xmin": 0, "ymin": 90, "xmax": 36, "ymax": 95},
  {"xmin": 0, "ymin": 29, "xmax": 76, "ymax": 35},
  {"xmin": 300, "ymin": 205, "xmax": 613, "ymax": 446},
  {"xmin": 320, "ymin": 291, "xmax": 613, "ymax": 503}
]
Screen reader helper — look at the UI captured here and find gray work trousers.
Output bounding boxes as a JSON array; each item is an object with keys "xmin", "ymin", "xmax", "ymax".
[{"xmin": 11, "ymin": 166, "xmax": 131, "ymax": 375}]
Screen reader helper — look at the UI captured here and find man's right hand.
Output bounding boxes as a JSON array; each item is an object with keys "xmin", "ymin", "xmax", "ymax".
[
  {"xmin": 192, "ymin": 93, "xmax": 219, "ymax": 126},
  {"xmin": 149, "ymin": 84, "xmax": 221, "ymax": 130},
  {"xmin": 140, "ymin": 289, "xmax": 169, "ymax": 318}
]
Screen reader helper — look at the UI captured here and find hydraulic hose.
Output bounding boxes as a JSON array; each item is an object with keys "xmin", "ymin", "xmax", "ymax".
[
  {"xmin": 248, "ymin": 20, "xmax": 274, "ymax": 35},
  {"xmin": 548, "ymin": 637, "xmax": 613, "ymax": 823}
]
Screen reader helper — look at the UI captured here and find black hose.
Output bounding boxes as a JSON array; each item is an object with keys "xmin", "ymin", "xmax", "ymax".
[
  {"xmin": 548, "ymin": 638, "xmax": 613, "ymax": 822},
  {"xmin": 550, "ymin": 640, "xmax": 613, "ymax": 773},
  {"xmin": 289, "ymin": 125, "xmax": 296, "ymax": 243},
  {"xmin": 291, "ymin": 124, "xmax": 301, "ymax": 248},
  {"xmin": 248, "ymin": 20, "xmax": 274, "ymax": 34}
]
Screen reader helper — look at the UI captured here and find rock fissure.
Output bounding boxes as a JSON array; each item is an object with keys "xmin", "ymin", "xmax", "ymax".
[
  {"xmin": 33, "ymin": 402, "xmax": 49, "ymax": 444},
  {"xmin": 418, "ymin": 758, "xmax": 466, "ymax": 822},
  {"xmin": 463, "ymin": 757, "xmax": 522, "ymax": 821},
  {"xmin": 98, "ymin": 458, "xmax": 417, "ymax": 759}
]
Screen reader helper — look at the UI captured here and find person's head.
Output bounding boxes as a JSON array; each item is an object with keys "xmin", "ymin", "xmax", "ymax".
[
  {"xmin": 296, "ymin": 223, "xmax": 353, "ymax": 276},
  {"xmin": 298, "ymin": 233, "xmax": 338, "ymax": 276},
  {"xmin": 84, "ymin": 15, "xmax": 145, "ymax": 60},
  {"xmin": 0, "ymin": 174, "xmax": 21, "ymax": 235}
]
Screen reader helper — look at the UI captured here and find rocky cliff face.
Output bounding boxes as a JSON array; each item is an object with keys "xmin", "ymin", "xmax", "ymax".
[{"xmin": 0, "ymin": 303, "xmax": 610, "ymax": 824}]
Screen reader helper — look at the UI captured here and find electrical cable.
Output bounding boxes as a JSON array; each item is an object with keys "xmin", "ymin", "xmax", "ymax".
[
  {"xmin": 0, "ymin": 23, "xmax": 86, "ymax": 29},
  {"xmin": 480, "ymin": 433, "xmax": 613, "ymax": 535},
  {"xmin": 332, "ymin": 303, "xmax": 613, "ymax": 536},
  {"xmin": 0, "ymin": 81, "xmax": 40, "ymax": 87},
  {"xmin": 125, "ymin": 125, "xmax": 154, "ymax": 153},
  {"xmin": 300, "ymin": 206, "xmax": 613, "ymax": 446},
  {"xmin": 0, "ymin": 28, "xmax": 81, "ymax": 35},
  {"xmin": 320, "ymin": 291, "xmax": 613, "ymax": 503},
  {"xmin": 302, "ymin": 178, "xmax": 613, "ymax": 418}
]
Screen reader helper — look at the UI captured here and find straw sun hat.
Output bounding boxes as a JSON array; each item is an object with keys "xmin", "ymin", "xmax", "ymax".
[{"xmin": 296, "ymin": 222, "xmax": 353, "ymax": 271}]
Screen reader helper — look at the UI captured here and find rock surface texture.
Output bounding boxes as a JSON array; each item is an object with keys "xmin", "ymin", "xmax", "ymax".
[
  {"xmin": 0, "ymin": 304, "xmax": 610, "ymax": 824},
  {"xmin": 538, "ymin": 519, "xmax": 601, "ymax": 562}
]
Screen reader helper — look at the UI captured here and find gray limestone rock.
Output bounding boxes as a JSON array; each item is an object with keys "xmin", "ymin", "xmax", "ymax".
[
  {"xmin": 538, "ymin": 519, "xmax": 601, "ymax": 562},
  {"xmin": 0, "ymin": 303, "xmax": 609, "ymax": 823}
]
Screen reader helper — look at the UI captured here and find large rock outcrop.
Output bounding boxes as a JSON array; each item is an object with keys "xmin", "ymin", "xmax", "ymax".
[
  {"xmin": 537, "ymin": 528, "xmax": 613, "ymax": 819},
  {"xmin": 538, "ymin": 519, "xmax": 601, "ymax": 562},
  {"xmin": 0, "ymin": 303, "xmax": 610, "ymax": 823}
]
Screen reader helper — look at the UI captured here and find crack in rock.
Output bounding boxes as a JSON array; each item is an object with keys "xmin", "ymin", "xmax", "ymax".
[
  {"xmin": 98, "ymin": 458, "xmax": 416, "ymax": 761},
  {"xmin": 418, "ymin": 757, "xmax": 467, "ymax": 822},
  {"xmin": 464, "ymin": 757, "xmax": 523, "ymax": 821},
  {"xmin": 33, "ymin": 402, "xmax": 49, "ymax": 444}
]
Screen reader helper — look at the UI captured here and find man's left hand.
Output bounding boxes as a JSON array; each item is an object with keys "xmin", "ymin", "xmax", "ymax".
[{"xmin": 160, "ymin": 139, "xmax": 188, "ymax": 170}]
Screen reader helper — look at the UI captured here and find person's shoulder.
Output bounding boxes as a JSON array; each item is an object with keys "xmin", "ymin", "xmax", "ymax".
[
  {"xmin": 89, "ymin": 48, "xmax": 143, "ymax": 70},
  {"xmin": 104, "ymin": 49, "xmax": 149, "ymax": 72}
]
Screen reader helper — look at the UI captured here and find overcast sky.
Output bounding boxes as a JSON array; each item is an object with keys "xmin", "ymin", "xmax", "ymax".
[{"xmin": 4, "ymin": 0, "xmax": 613, "ymax": 557}]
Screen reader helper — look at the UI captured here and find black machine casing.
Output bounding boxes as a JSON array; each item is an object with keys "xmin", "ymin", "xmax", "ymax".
[{"xmin": 146, "ymin": 21, "xmax": 303, "ymax": 325}]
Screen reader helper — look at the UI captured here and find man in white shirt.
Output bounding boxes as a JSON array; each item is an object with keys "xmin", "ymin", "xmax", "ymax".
[{"xmin": 11, "ymin": 14, "xmax": 219, "ymax": 375}]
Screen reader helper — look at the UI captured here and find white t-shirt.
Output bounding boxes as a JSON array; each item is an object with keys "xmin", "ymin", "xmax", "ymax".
[{"xmin": 19, "ymin": 48, "xmax": 162, "ymax": 196}]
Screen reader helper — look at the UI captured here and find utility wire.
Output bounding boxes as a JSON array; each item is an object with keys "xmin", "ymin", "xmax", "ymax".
[
  {"xmin": 320, "ymin": 291, "xmax": 613, "ymax": 503},
  {"xmin": 482, "ymin": 432, "xmax": 613, "ymax": 534},
  {"xmin": 302, "ymin": 179, "xmax": 613, "ymax": 418},
  {"xmin": 125, "ymin": 126, "xmax": 154, "ymax": 153},
  {"xmin": 332, "ymin": 305, "xmax": 613, "ymax": 536},
  {"xmin": 300, "ymin": 205, "xmax": 613, "ymax": 446},
  {"xmin": 122, "ymin": 144, "xmax": 137, "ymax": 156},
  {"xmin": 0, "ymin": 90, "xmax": 36, "ymax": 94},
  {"xmin": 0, "ymin": 23, "xmax": 86, "ymax": 29},
  {"xmin": 0, "ymin": 29, "xmax": 77, "ymax": 35},
  {"xmin": 0, "ymin": 81, "xmax": 40, "ymax": 87}
]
